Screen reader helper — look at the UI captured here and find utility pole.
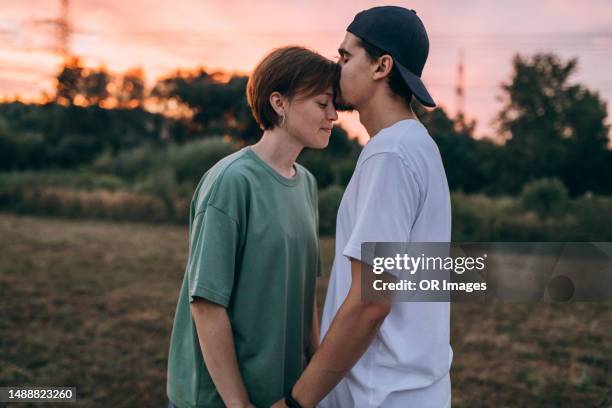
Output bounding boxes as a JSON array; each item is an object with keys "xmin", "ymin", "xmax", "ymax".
[
  {"xmin": 56, "ymin": 0, "xmax": 71, "ymax": 59},
  {"xmin": 455, "ymin": 48, "xmax": 465, "ymax": 120},
  {"xmin": 30, "ymin": 0, "xmax": 72, "ymax": 60}
]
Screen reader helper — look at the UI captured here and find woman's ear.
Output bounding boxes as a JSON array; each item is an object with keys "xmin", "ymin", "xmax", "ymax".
[
  {"xmin": 372, "ymin": 55, "xmax": 394, "ymax": 81},
  {"xmin": 269, "ymin": 91, "xmax": 285, "ymax": 116}
]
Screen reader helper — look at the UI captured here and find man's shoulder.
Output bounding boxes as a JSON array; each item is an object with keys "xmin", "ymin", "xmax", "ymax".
[{"xmin": 364, "ymin": 120, "xmax": 431, "ymax": 156}]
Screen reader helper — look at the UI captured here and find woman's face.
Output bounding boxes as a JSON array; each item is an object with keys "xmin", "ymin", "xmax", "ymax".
[{"xmin": 284, "ymin": 87, "xmax": 338, "ymax": 149}]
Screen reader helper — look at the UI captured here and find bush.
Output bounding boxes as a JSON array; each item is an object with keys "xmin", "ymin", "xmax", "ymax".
[
  {"xmin": 0, "ymin": 182, "xmax": 191, "ymax": 224},
  {"xmin": 136, "ymin": 167, "xmax": 179, "ymax": 217},
  {"xmin": 333, "ymin": 159, "xmax": 356, "ymax": 187},
  {"xmin": 92, "ymin": 144, "xmax": 162, "ymax": 180},
  {"xmin": 520, "ymin": 178, "xmax": 569, "ymax": 219},
  {"xmin": 0, "ymin": 129, "xmax": 47, "ymax": 170},
  {"xmin": 0, "ymin": 171, "xmax": 126, "ymax": 191},
  {"xmin": 571, "ymin": 194, "xmax": 612, "ymax": 240},
  {"xmin": 90, "ymin": 137, "xmax": 236, "ymax": 187},
  {"xmin": 168, "ymin": 137, "xmax": 236, "ymax": 185},
  {"xmin": 318, "ymin": 185, "xmax": 344, "ymax": 236},
  {"xmin": 299, "ymin": 151, "xmax": 334, "ymax": 189}
]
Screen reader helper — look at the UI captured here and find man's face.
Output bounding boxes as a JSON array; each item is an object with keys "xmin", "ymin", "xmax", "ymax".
[{"xmin": 336, "ymin": 32, "xmax": 376, "ymax": 111}]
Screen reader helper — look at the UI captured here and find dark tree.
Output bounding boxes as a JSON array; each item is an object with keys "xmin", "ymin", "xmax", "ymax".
[
  {"xmin": 55, "ymin": 57, "xmax": 85, "ymax": 106},
  {"xmin": 151, "ymin": 69, "xmax": 260, "ymax": 141},
  {"xmin": 496, "ymin": 53, "xmax": 611, "ymax": 195},
  {"xmin": 115, "ymin": 68, "xmax": 146, "ymax": 109}
]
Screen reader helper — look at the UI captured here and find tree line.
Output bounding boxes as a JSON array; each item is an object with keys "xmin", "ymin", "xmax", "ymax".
[{"xmin": 0, "ymin": 52, "xmax": 610, "ymax": 196}]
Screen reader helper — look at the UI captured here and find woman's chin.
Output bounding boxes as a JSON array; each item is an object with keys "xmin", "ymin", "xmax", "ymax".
[
  {"xmin": 303, "ymin": 135, "xmax": 330, "ymax": 150},
  {"xmin": 315, "ymin": 137, "xmax": 331, "ymax": 149}
]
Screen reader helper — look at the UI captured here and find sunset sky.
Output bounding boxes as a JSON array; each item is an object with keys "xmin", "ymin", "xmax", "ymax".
[{"xmin": 1, "ymin": 0, "xmax": 611, "ymax": 142}]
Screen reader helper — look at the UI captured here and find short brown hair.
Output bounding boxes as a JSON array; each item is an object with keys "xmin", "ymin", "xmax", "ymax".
[{"xmin": 247, "ymin": 46, "xmax": 340, "ymax": 130}]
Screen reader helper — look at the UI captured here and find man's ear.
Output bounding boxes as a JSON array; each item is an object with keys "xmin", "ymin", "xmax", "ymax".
[
  {"xmin": 372, "ymin": 55, "xmax": 394, "ymax": 81},
  {"xmin": 269, "ymin": 91, "xmax": 286, "ymax": 116}
]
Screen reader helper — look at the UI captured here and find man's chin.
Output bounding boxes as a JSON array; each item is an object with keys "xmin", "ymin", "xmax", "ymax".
[
  {"xmin": 333, "ymin": 97, "xmax": 356, "ymax": 112},
  {"xmin": 335, "ymin": 102, "xmax": 356, "ymax": 112},
  {"xmin": 333, "ymin": 91, "xmax": 356, "ymax": 112}
]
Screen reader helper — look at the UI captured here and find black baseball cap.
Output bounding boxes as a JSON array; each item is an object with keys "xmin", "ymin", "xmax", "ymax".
[{"xmin": 347, "ymin": 6, "xmax": 435, "ymax": 107}]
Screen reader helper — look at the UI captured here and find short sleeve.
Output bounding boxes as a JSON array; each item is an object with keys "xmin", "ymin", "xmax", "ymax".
[
  {"xmin": 305, "ymin": 170, "xmax": 323, "ymax": 278},
  {"xmin": 315, "ymin": 186, "xmax": 323, "ymax": 278},
  {"xmin": 343, "ymin": 153, "xmax": 422, "ymax": 263},
  {"xmin": 186, "ymin": 205, "xmax": 240, "ymax": 307}
]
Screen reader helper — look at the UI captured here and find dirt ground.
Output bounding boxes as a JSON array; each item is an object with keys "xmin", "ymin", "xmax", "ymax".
[{"xmin": 0, "ymin": 214, "xmax": 609, "ymax": 407}]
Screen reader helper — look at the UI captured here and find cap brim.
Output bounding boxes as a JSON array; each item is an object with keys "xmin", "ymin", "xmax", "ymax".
[{"xmin": 396, "ymin": 62, "xmax": 436, "ymax": 108}]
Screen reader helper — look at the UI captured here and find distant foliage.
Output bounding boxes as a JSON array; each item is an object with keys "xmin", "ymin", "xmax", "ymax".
[
  {"xmin": 168, "ymin": 137, "xmax": 237, "ymax": 185},
  {"xmin": 298, "ymin": 126, "xmax": 361, "ymax": 189},
  {"xmin": 318, "ymin": 185, "xmax": 344, "ymax": 235},
  {"xmin": 495, "ymin": 53, "xmax": 611, "ymax": 195},
  {"xmin": 151, "ymin": 70, "xmax": 261, "ymax": 142},
  {"xmin": 55, "ymin": 57, "xmax": 145, "ymax": 108},
  {"xmin": 92, "ymin": 145, "xmax": 162, "ymax": 180},
  {"xmin": 6, "ymin": 51, "xmax": 609, "ymax": 197},
  {"xmin": 299, "ymin": 151, "xmax": 335, "ymax": 189},
  {"xmin": 520, "ymin": 178, "xmax": 570, "ymax": 218}
]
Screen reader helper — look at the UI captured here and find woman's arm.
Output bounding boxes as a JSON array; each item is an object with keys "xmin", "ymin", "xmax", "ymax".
[
  {"xmin": 307, "ymin": 299, "xmax": 320, "ymax": 360},
  {"xmin": 191, "ymin": 299, "xmax": 255, "ymax": 408}
]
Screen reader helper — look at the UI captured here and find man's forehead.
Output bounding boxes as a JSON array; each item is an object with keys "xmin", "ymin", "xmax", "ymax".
[{"xmin": 338, "ymin": 32, "xmax": 359, "ymax": 52}]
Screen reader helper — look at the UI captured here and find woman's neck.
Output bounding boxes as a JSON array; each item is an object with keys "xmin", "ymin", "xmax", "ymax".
[{"xmin": 251, "ymin": 128, "xmax": 303, "ymax": 178}]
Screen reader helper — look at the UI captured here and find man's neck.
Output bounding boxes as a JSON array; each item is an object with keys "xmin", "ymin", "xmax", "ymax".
[{"xmin": 358, "ymin": 95, "xmax": 417, "ymax": 138}]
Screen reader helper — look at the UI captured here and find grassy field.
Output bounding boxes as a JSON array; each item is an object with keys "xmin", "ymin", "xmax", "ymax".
[{"xmin": 0, "ymin": 214, "xmax": 610, "ymax": 407}]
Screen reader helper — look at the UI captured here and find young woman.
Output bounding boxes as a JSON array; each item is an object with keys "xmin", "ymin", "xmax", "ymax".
[{"xmin": 166, "ymin": 46, "xmax": 339, "ymax": 408}]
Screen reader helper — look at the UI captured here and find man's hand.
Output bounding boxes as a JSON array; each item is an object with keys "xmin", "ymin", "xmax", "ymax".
[
  {"xmin": 287, "ymin": 258, "xmax": 392, "ymax": 407},
  {"xmin": 270, "ymin": 398, "xmax": 288, "ymax": 408}
]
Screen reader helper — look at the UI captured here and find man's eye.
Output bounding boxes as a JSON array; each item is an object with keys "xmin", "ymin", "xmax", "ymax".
[{"xmin": 318, "ymin": 103, "xmax": 328, "ymax": 108}]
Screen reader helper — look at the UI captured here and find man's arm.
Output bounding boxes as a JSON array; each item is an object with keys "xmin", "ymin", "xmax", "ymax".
[
  {"xmin": 191, "ymin": 299, "xmax": 255, "ymax": 408},
  {"xmin": 281, "ymin": 258, "xmax": 392, "ymax": 408}
]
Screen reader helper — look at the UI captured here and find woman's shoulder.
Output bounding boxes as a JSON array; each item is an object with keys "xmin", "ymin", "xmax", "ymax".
[{"xmin": 193, "ymin": 149, "xmax": 253, "ymax": 211}]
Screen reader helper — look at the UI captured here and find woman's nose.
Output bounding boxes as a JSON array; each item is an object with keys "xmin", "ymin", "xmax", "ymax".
[{"xmin": 329, "ymin": 107, "xmax": 338, "ymax": 121}]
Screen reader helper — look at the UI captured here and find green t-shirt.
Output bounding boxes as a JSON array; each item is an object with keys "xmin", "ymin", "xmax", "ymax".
[{"xmin": 167, "ymin": 146, "xmax": 321, "ymax": 408}]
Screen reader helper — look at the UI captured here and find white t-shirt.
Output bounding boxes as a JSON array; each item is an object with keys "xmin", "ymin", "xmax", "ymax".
[{"xmin": 319, "ymin": 119, "xmax": 453, "ymax": 408}]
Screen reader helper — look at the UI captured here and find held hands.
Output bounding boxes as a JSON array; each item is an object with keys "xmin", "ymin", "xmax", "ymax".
[
  {"xmin": 226, "ymin": 402, "xmax": 256, "ymax": 408},
  {"xmin": 270, "ymin": 399, "xmax": 288, "ymax": 408}
]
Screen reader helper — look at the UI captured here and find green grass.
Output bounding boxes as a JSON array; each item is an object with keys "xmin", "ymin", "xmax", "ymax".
[{"xmin": 0, "ymin": 214, "xmax": 610, "ymax": 407}]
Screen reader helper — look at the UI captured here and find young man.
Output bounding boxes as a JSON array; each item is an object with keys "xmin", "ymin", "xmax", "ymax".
[{"xmin": 273, "ymin": 6, "xmax": 453, "ymax": 408}]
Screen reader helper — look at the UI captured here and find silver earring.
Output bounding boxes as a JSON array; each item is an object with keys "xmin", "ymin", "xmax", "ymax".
[{"xmin": 280, "ymin": 111, "xmax": 286, "ymax": 127}]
